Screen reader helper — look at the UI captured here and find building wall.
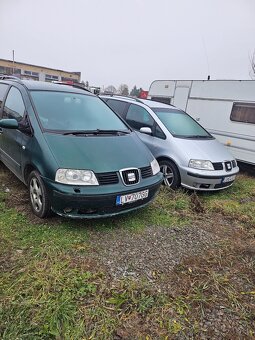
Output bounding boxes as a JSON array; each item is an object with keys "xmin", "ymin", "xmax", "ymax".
[{"xmin": 0, "ymin": 59, "xmax": 81, "ymax": 83}]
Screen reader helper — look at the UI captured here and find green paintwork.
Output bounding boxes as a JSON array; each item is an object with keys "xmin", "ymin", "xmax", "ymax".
[
  {"xmin": 0, "ymin": 119, "xmax": 19, "ymax": 129},
  {"xmin": 44, "ymin": 132, "xmax": 152, "ymax": 172}
]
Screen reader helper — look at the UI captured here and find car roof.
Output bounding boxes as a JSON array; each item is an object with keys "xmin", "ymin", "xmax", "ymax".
[
  {"xmin": 138, "ymin": 98, "xmax": 177, "ymax": 109},
  {"xmin": 0, "ymin": 79, "xmax": 94, "ymax": 96},
  {"xmin": 100, "ymin": 94, "xmax": 140, "ymax": 103},
  {"xmin": 101, "ymin": 95, "xmax": 178, "ymax": 110}
]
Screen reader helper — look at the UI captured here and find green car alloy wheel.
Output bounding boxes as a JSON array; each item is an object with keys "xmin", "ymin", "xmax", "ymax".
[{"xmin": 28, "ymin": 170, "xmax": 51, "ymax": 218}]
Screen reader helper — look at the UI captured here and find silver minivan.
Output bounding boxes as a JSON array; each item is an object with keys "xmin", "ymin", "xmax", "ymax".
[{"xmin": 101, "ymin": 95, "xmax": 239, "ymax": 191}]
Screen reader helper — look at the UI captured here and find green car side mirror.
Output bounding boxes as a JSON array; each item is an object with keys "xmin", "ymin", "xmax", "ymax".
[{"xmin": 0, "ymin": 119, "xmax": 19, "ymax": 129}]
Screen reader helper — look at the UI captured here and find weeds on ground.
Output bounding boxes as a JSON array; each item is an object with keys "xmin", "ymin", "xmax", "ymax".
[
  {"xmin": 115, "ymin": 187, "xmax": 192, "ymax": 231},
  {"xmin": 200, "ymin": 173, "xmax": 255, "ymax": 228}
]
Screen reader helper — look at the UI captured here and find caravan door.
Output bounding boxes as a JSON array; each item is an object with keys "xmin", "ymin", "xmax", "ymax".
[
  {"xmin": 173, "ymin": 87, "xmax": 189, "ymax": 110},
  {"xmin": 173, "ymin": 81, "xmax": 192, "ymax": 110}
]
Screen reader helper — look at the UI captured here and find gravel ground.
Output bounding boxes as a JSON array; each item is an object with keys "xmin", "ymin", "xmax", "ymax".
[
  {"xmin": 198, "ymin": 307, "xmax": 249, "ymax": 340},
  {"xmin": 87, "ymin": 225, "xmax": 218, "ymax": 280}
]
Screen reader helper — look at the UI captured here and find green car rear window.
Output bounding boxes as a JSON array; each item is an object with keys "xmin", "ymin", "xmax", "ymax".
[{"xmin": 30, "ymin": 91, "xmax": 129, "ymax": 132}]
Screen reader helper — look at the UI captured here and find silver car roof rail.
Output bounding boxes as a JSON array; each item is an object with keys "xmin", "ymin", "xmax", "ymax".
[
  {"xmin": 0, "ymin": 74, "xmax": 23, "ymax": 82},
  {"xmin": 101, "ymin": 94, "xmax": 143, "ymax": 103}
]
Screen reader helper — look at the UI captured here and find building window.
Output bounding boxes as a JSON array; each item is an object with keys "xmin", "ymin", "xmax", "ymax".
[
  {"xmin": 24, "ymin": 70, "xmax": 39, "ymax": 77},
  {"xmin": 14, "ymin": 68, "xmax": 21, "ymax": 75},
  {"xmin": 45, "ymin": 74, "xmax": 59, "ymax": 82},
  {"xmin": 4, "ymin": 66, "xmax": 12, "ymax": 74},
  {"xmin": 230, "ymin": 103, "xmax": 255, "ymax": 124},
  {"xmin": 22, "ymin": 70, "xmax": 39, "ymax": 80},
  {"xmin": 0, "ymin": 66, "xmax": 13, "ymax": 75},
  {"xmin": 0, "ymin": 66, "xmax": 21, "ymax": 76},
  {"xmin": 61, "ymin": 77, "xmax": 78, "ymax": 83}
]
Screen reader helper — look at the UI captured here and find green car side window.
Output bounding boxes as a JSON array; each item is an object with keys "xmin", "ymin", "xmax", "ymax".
[{"xmin": 3, "ymin": 86, "xmax": 25, "ymax": 122}]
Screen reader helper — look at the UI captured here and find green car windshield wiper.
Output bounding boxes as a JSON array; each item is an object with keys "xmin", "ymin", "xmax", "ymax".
[{"xmin": 63, "ymin": 129, "xmax": 130, "ymax": 136}]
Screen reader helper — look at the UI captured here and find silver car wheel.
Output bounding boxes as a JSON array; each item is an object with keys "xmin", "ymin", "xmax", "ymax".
[
  {"xmin": 160, "ymin": 164, "xmax": 174, "ymax": 187},
  {"xmin": 30, "ymin": 177, "xmax": 43, "ymax": 212}
]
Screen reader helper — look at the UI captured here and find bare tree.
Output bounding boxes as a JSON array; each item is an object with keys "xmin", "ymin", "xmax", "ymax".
[
  {"xmin": 118, "ymin": 84, "xmax": 129, "ymax": 96},
  {"xmin": 104, "ymin": 85, "xmax": 117, "ymax": 94},
  {"xmin": 249, "ymin": 49, "xmax": 255, "ymax": 79}
]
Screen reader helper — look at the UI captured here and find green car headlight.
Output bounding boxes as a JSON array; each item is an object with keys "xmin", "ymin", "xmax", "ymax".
[
  {"xmin": 151, "ymin": 159, "xmax": 160, "ymax": 175},
  {"xmin": 55, "ymin": 169, "xmax": 99, "ymax": 185}
]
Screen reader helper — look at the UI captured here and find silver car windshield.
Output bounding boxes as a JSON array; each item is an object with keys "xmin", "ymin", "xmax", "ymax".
[
  {"xmin": 153, "ymin": 108, "xmax": 213, "ymax": 139},
  {"xmin": 30, "ymin": 91, "xmax": 129, "ymax": 133}
]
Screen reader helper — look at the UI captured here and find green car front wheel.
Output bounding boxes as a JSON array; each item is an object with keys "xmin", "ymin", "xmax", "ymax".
[{"xmin": 28, "ymin": 170, "xmax": 51, "ymax": 218}]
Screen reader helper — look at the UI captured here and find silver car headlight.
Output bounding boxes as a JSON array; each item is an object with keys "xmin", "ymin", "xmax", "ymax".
[
  {"xmin": 151, "ymin": 159, "xmax": 160, "ymax": 175},
  {"xmin": 55, "ymin": 169, "xmax": 99, "ymax": 185},
  {"xmin": 189, "ymin": 159, "xmax": 214, "ymax": 171}
]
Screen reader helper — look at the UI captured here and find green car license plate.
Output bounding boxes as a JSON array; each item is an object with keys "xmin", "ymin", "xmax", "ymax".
[{"xmin": 116, "ymin": 189, "xmax": 149, "ymax": 205}]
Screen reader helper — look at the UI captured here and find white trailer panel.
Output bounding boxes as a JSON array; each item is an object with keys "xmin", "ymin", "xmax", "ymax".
[
  {"xmin": 149, "ymin": 80, "xmax": 175, "ymax": 97},
  {"xmin": 190, "ymin": 80, "xmax": 255, "ymax": 101}
]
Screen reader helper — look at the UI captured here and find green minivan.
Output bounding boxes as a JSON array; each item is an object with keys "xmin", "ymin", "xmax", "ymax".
[{"xmin": 0, "ymin": 78, "xmax": 162, "ymax": 218}]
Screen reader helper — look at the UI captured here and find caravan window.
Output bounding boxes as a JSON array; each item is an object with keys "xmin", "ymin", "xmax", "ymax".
[{"xmin": 231, "ymin": 103, "xmax": 255, "ymax": 124}]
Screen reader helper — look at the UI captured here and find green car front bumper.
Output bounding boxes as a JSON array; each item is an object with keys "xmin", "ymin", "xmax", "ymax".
[{"xmin": 43, "ymin": 174, "xmax": 163, "ymax": 218}]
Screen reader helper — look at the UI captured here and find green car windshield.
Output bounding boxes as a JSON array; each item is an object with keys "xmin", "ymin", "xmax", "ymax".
[
  {"xmin": 30, "ymin": 91, "xmax": 129, "ymax": 133},
  {"xmin": 153, "ymin": 108, "xmax": 212, "ymax": 139}
]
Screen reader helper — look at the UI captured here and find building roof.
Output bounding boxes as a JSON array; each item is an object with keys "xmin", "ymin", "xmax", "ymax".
[{"xmin": 0, "ymin": 58, "xmax": 81, "ymax": 76}]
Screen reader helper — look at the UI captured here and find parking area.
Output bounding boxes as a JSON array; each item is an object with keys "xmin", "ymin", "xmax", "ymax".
[{"xmin": 0, "ymin": 162, "xmax": 254, "ymax": 338}]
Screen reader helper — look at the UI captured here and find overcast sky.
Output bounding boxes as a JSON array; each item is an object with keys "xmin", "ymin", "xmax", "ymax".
[{"xmin": 0, "ymin": 0, "xmax": 255, "ymax": 90}]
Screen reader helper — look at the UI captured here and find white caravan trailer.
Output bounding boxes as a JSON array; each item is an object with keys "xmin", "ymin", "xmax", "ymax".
[{"xmin": 148, "ymin": 80, "xmax": 255, "ymax": 165}]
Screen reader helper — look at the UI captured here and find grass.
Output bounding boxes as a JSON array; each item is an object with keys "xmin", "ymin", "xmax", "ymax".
[
  {"xmin": 116, "ymin": 187, "xmax": 192, "ymax": 230},
  {"xmin": 200, "ymin": 173, "xmax": 255, "ymax": 229},
  {"xmin": 0, "ymin": 169, "xmax": 255, "ymax": 338}
]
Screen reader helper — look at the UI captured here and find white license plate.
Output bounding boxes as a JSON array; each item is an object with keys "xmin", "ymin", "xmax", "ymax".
[
  {"xmin": 223, "ymin": 175, "xmax": 236, "ymax": 183},
  {"xmin": 116, "ymin": 190, "xmax": 149, "ymax": 205}
]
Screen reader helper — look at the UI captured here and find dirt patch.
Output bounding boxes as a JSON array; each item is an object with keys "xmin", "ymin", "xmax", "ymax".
[
  {"xmin": 0, "ymin": 163, "xmax": 30, "ymax": 212},
  {"xmin": 0, "ymin": 162, "xmax": 63, "ymax": 225},
  {"xmin": 168, "ymin": 239, "xmax": 255, "ymax": 339}
]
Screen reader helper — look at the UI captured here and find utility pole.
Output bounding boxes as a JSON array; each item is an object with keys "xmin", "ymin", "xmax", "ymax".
[{"xmin": 12, "ymin": 50, "xmax": 15, "ymax": 74}]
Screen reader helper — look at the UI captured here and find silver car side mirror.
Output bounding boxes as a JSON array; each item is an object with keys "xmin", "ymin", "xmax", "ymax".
[{"xmin": 140, "ymin": 127, "xmax": 152, "ymax": 135}]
